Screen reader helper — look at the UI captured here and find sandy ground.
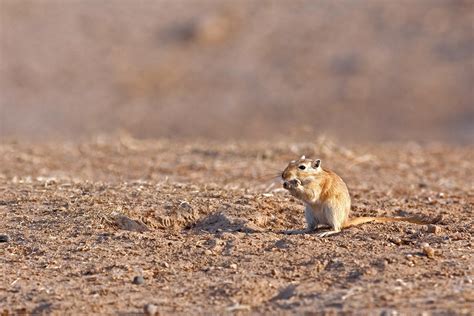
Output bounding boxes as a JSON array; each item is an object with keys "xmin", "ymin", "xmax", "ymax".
[{"xmin": 0, "ymin": 137, "xmax": 473, "ymax": 314}]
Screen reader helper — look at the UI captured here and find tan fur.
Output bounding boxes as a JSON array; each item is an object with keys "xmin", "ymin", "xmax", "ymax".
[
  {"xmin": 343, "ymin": 215, "xmax": 442, "ymax": 228},
  {"xmin": 281, "ymin": 156, "xmax": 440, "ymax": 237}
]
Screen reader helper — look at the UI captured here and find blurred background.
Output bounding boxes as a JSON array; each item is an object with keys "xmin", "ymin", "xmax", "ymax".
[{"xmin": 1, "ymin": 0, "xmax": 473, "ymax": 143}]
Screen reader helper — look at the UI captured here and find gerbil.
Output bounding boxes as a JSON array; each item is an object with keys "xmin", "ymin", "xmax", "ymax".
[{"xmin": 281, "ymin": 155, "xmax": 440, "ymax": 237}]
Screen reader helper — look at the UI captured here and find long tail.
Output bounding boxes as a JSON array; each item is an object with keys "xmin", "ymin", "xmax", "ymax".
[{"xmin": 343, "ymin": 214, "xmax": 442, "ymax": 228}]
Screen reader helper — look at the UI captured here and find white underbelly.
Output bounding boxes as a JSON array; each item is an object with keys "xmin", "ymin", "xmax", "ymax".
[{"xmin": 305, "ymin": 202, "xmax": 329, "ymax": 225}]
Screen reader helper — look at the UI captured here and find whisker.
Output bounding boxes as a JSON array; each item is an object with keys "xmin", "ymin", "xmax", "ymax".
[
  {"xmin": 252, "ymin": 172, "xmax": 282, "ymax": 182},
  {"xmin": 264, "ymin": 167, "xmax": 284, "ymax": 172}
]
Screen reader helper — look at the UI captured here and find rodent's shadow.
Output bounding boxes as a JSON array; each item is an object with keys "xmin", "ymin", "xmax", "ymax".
[
  {"xmin": 188, "ymin": 211, "xmax": 262, "ymax": 234},
  {"xmin": 188, "ymin": 211, "xmax": 334, "ymax": 236}
]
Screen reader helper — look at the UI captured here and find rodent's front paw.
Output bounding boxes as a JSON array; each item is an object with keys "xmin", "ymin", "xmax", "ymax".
[{"xmin": 283, "ymin": 179, "xmax": 302, "ymax": 190}]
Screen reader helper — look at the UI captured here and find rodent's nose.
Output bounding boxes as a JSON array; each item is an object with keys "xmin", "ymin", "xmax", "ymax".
[{"xmin": 283, "ymin": 181, "xmax": 290, "ymax": 189}]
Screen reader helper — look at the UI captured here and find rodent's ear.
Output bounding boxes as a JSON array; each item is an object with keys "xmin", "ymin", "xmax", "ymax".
[{"xmin": 313, "ymin": 159, "xmax": 321, "ymax": 169}]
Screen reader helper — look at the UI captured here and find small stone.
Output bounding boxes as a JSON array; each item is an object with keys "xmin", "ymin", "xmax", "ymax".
[
  {"xmin": 271, "ymin": 284, "xmax": 297, "ymax": 301},
  {"xmin": 0, "ymin": 234, "xmax": 9, "ymax": 242},
  {"xmin": 438, "ymin": 192, "xmax": 445, "ymax": 198},
  {"xmin": 275, "ymin": 239, "xmax": 291, "ymax": 249},
  {"xmin": 395, "ymin": 279, "xmax": 408, "ymax": 287},
  {"xmin": 179, "ymin": 201, "xmax": 192, "ymax": 211},
  {"xmin": 381, "ymin": 310, "xmax": 398, "ymax": 316},
  {"xmin": 229, "ymin": 263, "xmax": 237, "ymax": 270},
  {"xmin": 405, "ymin": 254, "xmax": 415, "ymax": 266},
  {"xmin": 133, "ymin": 276, "xmax": 145, "ymax": 285},
  {"xmin": 271, "ymin": 268, "xmax": 278, "ymax": 276},
  {"xmin": 389, "ymin": 237, "xmax": 402, "ymax": 245},
  {"xmin": 314, "ymin": 262, "xmax": 324, "ymax": 273},
  {"xmin": 427, "ymin": 225, "xmax": 441, "ymax": 234},
  {"xmin": 405, "ymin": 228, "xmax": 416, "ymax": 234},
  {"xmin": 204, "ymin": 249, "xmax": 213, "ymax": 256},
  {"xmin": 226, "ymin": 303, "xmax": 251, "ymax": 312},
  {"xmin": 144, "ymin": 303, "xmax": 159, "ymax": 316},
  {"xmin": 422, "ymin": 246, "xmax": 436, "ymax": 259}
]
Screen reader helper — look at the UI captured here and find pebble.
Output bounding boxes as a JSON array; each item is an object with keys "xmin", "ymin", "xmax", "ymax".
[
  {"xmin": 271, "ymin": 284, "xmax": 297, "ymax": 301},
  {"xmin": 0, "ymin": 234, "xmax": 9, "ymax": 242},
  {"xmin": 381, "ymin": 310, "xmax": 398, "ymax": 316},
  {"xmin": 144, "ymin": 303, "xmax": 159, "ymax": 316},
  {"xmin": 405, "ymin": 228, "xmax": 416, "ymax": 234},
  {"xmin": 229, "ymin": 263, "xmax": 237, "ymax": 270},
  {"xmin": 422, "ymin": 245, "xmax": 436, "ymax": 259},
  {"xmin": 179, "ymin": 201, "xmax": 192, "ymax": 211},
  {"xmin": 427, "ymin": 225, "xmax": 441, "ymax": 234},
  {"xmin": 389, "ymin": 237, "xmax": 402, "ymax": 245},
  {"xmin": 226, "ymin": 303, "xmax": 251, "ymax": 312},
  {"xmin": 405, "ymin": 254, "xmax": 415, "ymax": 266},
  {"xmin": 133, "ymin": 276, "xmax": 145, "ymax": 285},
  {"xmin": 275, "ymin": 239, "xmax": 290, "ymax": 249}
]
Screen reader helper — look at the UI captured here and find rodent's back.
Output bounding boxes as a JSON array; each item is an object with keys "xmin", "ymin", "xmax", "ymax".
[
  {"xmin": 322, "ymin": 168, "xmax": 351, "ymax": 207},
  {"xmin": 319, "ymin": 169, "xmax": 350, "ymax": 203}
]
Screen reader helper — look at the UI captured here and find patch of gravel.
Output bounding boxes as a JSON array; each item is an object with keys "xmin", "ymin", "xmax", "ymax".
[{"xmin": 0, "ymin": 138, "xmax": 473, "ymax": 314}]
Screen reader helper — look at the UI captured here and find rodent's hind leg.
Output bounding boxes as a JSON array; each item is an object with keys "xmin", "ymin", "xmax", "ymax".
[{"xmin": 318, "ymin": 205, "xmax": 344, "ymax": 237}]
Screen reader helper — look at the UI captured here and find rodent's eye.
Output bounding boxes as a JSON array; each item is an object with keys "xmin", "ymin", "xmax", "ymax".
[{"xmin": 298, "ymin": 165, "xmax": 306, "ymax": 170}]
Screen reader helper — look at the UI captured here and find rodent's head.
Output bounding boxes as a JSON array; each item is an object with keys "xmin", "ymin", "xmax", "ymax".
[{"xmin": 281, "ymin": 155, "xmax": 322, "ymax": 185}]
